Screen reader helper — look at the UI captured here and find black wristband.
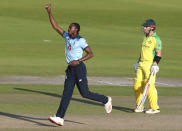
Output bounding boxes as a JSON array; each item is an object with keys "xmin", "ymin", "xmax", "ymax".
[{"xmin": 154, "ymin": 56, "xmax": 161, "ymax": 64}]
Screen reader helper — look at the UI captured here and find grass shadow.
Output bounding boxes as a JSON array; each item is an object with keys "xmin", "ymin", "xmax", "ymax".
[
  {"xmin": 0, "ymin": 111, "xmax": 56, "ymax": 127},
  {"xmin": 0, "ymin": 111, "xmax": 85, "ymax": 126},
  {"xmin": 14, "ymin": 88, "xmax": 134, "ymax": 113}
]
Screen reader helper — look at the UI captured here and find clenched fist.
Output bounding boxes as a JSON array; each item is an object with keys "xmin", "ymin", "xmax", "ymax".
[{"xmin": 45, "ymin": 3, "xmax": 51, "ymax": 13}]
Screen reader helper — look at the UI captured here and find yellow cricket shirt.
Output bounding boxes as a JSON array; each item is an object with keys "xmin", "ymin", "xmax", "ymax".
[{"xmin": 140, "ymin": 32, "xmax": 162, "ymax": 63}]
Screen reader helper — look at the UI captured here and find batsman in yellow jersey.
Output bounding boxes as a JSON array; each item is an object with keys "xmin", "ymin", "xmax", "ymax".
[{"xmin": 134, "ymin": 19, "xmax": 162, "ymax": 114}]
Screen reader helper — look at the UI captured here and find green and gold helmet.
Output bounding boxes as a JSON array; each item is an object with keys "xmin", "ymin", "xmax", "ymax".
[{"xmin": 142, "ymin": 19, "xmax": 156, "ymax": 28}]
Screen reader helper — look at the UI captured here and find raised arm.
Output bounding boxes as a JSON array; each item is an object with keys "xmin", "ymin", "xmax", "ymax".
[{"xmin": 45, "ymin": 3, "xmax": 65, "ymax": 36}]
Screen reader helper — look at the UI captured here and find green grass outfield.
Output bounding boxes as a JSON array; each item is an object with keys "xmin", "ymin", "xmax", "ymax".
[
  {"xmin": 0, "ymin": 0, "xmax": 182, "ymax": 78},
  {"xmin": 0, "ymin": 84, "xmax": 182, "ymax": 131},
  {"xmin": 0, "ymin": 84, "xmax": 182, "ymax": 115},
  {"xmin": 1, "ymin": 1, "xmax": 182, "ymax": 130}
]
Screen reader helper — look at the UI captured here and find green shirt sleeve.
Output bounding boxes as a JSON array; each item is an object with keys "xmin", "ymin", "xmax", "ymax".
[{"xmin": 156, "ymin": 37, "xmax": 162, "ymax": 50}]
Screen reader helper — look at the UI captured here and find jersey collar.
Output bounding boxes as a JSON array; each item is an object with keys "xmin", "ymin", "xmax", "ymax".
[{"xmin": 151, "ymin": 32, "xmax": 157, "ymax": 37}]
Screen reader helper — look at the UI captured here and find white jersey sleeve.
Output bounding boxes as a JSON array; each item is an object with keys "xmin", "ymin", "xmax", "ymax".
[
  {"xmin": 79, "ymin": 38, "xmax": 88, "ymax": 50},
  {"xmin": 63, "ymin": 32, "xmax": 69, "ymax": 38}
]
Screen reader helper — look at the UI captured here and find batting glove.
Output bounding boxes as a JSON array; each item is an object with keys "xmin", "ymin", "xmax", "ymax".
[{"xmin": 151, "ymin": 63, "xmax": 159, "ymax": 74}]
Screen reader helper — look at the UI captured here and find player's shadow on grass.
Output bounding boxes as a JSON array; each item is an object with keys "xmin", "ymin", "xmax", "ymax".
[
  {"xmin": 0, "ymin": 111, "xmax": 85, "ymax": 127},
  {"xmin": 0, "ymin": 111, "xmax": 56, "ymax": 127},
  {"xmin": 14, "ymin": 88, "xmax": 134, "ymax": 113}
]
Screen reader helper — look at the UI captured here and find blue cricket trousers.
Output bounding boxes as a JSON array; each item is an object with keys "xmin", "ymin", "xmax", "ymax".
[{"xmin": 56, "ymin": 62, "xmax": 108, "ymax": 118}]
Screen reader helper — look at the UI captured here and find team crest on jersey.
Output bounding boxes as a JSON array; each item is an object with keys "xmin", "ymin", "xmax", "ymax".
[
  {"xmin": 68, "ymin": 45, "xmax": 71, "ymax": 51},
  {"xmin": 157, "ymin": 43, "xmax": 160, "ymax": 47},
  {"xmin": 147, "ymin": 40, "xmax": 152, "ymax": 44}
]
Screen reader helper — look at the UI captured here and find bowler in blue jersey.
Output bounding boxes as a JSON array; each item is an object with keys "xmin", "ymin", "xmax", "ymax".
[{"xmin": 45, "ymin": 3, "xmax": 112, "ymax": 126}]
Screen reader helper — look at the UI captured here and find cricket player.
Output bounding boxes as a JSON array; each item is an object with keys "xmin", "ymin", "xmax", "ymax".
[
  {"xmin": 134, "ymin": 19, "xmax": 162, "ymax": 114},
  {"xmin": 45, "ymin": 3, "xmax": 112, "ymax": 126}
]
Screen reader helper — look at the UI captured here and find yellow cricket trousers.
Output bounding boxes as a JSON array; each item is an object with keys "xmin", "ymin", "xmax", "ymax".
[{"xmin": 133, "ymin": 61, "xmax": 159, "ymax": 110}]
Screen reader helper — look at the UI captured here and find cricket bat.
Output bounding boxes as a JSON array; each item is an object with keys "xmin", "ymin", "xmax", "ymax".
[{"xmin": 136, "ymin": 71, "xmax": 155, "ymax": 110}]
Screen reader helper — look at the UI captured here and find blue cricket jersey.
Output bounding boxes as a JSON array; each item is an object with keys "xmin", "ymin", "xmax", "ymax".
[{"xmin": 63, "ymin": 32, "xmax": 88, "ymax": 64}]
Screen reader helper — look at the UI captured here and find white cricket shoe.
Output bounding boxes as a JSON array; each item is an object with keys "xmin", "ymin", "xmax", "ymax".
[
  {"xmin": 48, "ymin": 115, "xmax": 64, "ymax": 126},
  {"xmin": 145, "ymin": 109, "xmax": 160, "ymax": 114},
  {"xmin": 105, "ymin": 96, "xmax": 112, "ymax": 113},
  {"xmin": 134, "ymin": 108, "xmax": 145, "ymax": 113}
]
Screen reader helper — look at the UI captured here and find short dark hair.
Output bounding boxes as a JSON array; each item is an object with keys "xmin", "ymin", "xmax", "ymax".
[{"xmin": 71, "ymin": 23, "xmax": 80, "ymax": 33}]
